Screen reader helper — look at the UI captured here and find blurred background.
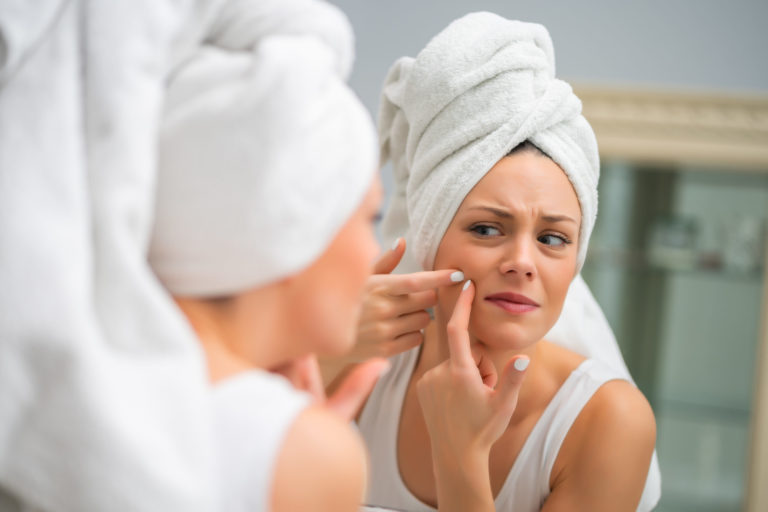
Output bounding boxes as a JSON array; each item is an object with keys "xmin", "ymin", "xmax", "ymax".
[{"xmin": 328, "ymin": 1, "xmax": 768, "ymax": 511}]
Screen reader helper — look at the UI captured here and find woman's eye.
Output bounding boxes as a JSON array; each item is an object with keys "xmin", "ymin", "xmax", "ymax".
[
  {"xmin": 470, "ymin": 224, "xmax": 502, "ymax": 237},
  {"xmin": 538, "ymin": 234, "xmax": 568, "ymax": 247}
]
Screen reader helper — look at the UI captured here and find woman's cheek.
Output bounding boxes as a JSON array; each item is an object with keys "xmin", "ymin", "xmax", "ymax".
[{"xmin": 436, "ymin": 285, "xmax": 461, "ymax": 318}]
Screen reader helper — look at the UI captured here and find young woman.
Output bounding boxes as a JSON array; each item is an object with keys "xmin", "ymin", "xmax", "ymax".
[
  {"xmin": 356, "ymin": 13, "xmax": 660, "ymax": 512},
  {"xmin": 148, "ymin": 16, "xmax": 387, "ymax": 512}
]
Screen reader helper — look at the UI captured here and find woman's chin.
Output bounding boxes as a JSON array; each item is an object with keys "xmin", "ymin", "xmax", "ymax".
[{"xmin": 469, "ymin": 321, "xmax": 544, "ymax": 353}]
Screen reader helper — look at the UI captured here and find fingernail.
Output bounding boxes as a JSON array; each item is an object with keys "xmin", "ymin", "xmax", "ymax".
[
  {"xmin": 391, "ymin": 237, "xmax": 402, "ymax": 251},
  {"xmin": 462, "ymin": 280, "xmax": 472, "ymax": 291},
  {"xmin": 513, "ymin": 357, "xmax": 530, "ymax": 372},
  {"xmin": 450, "ymin": 271, "xmax": 464, "ymax": 283},
  {"xmin": 379, "ymin": 362, "xmax": 392, "ymax": 377}
]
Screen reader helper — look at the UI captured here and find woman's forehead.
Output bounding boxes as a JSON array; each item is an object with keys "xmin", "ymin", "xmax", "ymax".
[{"xmin": 461, "ymin": 154, "xmax": 581, "ymax": 218}]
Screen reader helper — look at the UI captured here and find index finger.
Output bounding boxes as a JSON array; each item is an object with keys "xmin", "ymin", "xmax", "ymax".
[
  {"xmin": 386, "ymin": 269, "xmax": 464, "ymax": 296},
  {"xmin": 446, "ymin": 280, "xmax": 475, "ymax": 367}
]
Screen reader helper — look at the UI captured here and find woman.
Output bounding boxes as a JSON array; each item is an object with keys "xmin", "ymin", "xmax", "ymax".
[
  {"xmin": 357, "ymin": 13, "xmax": 660, "ymax": 511},
  {"xmin": 148, "ymin": 13, "xmax": 386, "ymax": 511}
]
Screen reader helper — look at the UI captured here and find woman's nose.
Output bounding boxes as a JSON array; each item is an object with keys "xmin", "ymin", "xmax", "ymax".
[{"xmin": 498, "ymin": 238, "xmax": 536, "ymax": 278}]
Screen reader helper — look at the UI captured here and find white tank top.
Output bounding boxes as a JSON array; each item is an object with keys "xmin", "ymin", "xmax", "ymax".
[
  {"xmin": 212, "ymin": 371, "xmax": 311, "ymax": 512},
  {"xmin": 358, "ymin": 348, "xmax": 660, "ymax": 512}
]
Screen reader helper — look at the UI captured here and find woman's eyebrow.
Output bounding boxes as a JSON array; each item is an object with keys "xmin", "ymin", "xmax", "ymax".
[
  {"xmin": 467, "ymin": 205, "xmax": 513, "ymax": 218},
  {"xmin": 541, "ymin": 213, "xmax": 578, "ymax": 224},
  {"xmin": 467, "ymin": 205, "xmax": 577, "ymax": 224}
]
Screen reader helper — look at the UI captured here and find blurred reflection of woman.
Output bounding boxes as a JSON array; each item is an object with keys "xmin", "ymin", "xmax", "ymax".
[
  {"xmin": 356, "ymin": 13, "xmax": 660, "ymax": 512},
  {"xmin": 148, "ymin": 16, "xmax": 387, "ymax": 511}
]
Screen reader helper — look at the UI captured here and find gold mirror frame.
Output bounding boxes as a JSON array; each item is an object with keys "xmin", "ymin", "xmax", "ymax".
[{"xmin": 576, "ymin": 85, "xmax": 768, "ymax": 171}]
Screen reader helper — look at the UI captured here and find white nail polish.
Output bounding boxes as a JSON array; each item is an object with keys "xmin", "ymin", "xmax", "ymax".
[
  {"xmin": 391, "ymin": 237, "xmax": 402, "ymax": 251},
  {"xmin": 513, "ymin": 358, "xmax": 530, "ymax": 371},
  {"xmin": 462, "ymin": 280, "xmax": 472, "ymax": 291},
  {"xmin": 450, "ymin": 271, "xmax": 464, "ymax": 282}
]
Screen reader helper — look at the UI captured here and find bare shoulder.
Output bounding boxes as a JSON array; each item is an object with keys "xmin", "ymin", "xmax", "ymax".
[
  {"xmin": 272, "ymin": 405, "xmax": 367, "ymax": 512},
  {"xmin": 545, "ymin": 379, "xmax": 656, "ymax": 511},
  {"xmin": 584, "ymin": 378, "xmax": 656, "ymax": 435}
]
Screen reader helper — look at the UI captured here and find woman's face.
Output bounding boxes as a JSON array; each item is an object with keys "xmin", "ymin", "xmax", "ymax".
[
  {"xmin": 433, "ymin": 151, "xmax": 581, "ymax": 352},
  {"xmin": 285, "ymin": 175, "xmax": 383, "ymax": 356}
]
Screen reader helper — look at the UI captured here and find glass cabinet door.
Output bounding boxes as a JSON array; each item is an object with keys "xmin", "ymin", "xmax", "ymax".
[{"xmin": 582, "ymin": 163, "xmax": 768, "ymax": 511}]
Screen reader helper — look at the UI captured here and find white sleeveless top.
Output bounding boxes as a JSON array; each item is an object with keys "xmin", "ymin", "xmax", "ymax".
[
  {"xmin": 358, "ymin": 348, "xmax": 660, "ymax": 512},
  {"xmin": 212, "ymin": 371, "xmax": 311, "ymax": 512}
]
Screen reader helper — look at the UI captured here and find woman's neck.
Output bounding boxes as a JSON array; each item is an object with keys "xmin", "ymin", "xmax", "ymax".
[{"xmin": 175, "ymin": 292, "xmax": 294, "ymax": 382}]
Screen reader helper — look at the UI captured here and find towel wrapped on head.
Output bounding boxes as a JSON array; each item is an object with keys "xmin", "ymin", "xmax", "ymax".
[
  {"xmin": 150, "ymin": 30, "xmax": 378, "ymax": 296},
  {"xmin": 379, "ymin": 12, "xmax": 598, "ymax": 272}
]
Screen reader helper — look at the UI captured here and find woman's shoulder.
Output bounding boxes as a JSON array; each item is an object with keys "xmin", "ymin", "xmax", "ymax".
[
  {"xmin": 541, "ymin": 339, "xmax": 655, "ymax": 460},
  {"xmin": 273, "ymin": 405, "xmax": 367, "ymax": 512},
  {"xmin": 546, "ymin": 364, "xmax": 656, "ymax": 509},
  {"xmin": 576, "ymin": 378, "xmax": 656, "ymax": 444}
]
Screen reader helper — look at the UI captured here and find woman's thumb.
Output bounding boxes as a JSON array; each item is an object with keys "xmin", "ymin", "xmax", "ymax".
[
  {"xmin": 372, "ymin": 237, "xmax": 405, "ymax": 274},
  {"xmin": 493, "ymin": 356, "xmax": 529, "ymax": 411}
]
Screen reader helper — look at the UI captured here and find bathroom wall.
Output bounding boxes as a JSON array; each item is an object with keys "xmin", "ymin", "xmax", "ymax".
[{"xmin": 330, "ymin": 0, "xmax": 768, "ymax": 116}]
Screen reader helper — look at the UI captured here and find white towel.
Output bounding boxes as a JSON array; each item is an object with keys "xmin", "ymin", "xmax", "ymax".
[
  {"xmin": 0, "ymin": 1, "xmax": 215, "ymax": 510},
  {"xmin": 149, "ymin": 34, "xmax": 377, "ymax": 296}
]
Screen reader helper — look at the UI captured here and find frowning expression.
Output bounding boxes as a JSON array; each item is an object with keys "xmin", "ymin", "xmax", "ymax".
[{"xmin": 433, "ymin": 150, "xmax": 581, "ymax": 351}]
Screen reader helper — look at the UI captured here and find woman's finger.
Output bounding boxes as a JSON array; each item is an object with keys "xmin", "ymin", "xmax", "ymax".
[
  {"xmin": 272, "ymin": 355, "xmax": 326, "ymax": 401},
  {"xmin": 385, "ymin": 289, "xmax": 438, "ymax": 317},
  {"xmin": 446, "ymin": 280, "xmax": 475, "ymax": 368},
  {"xmin": 294, "ymin": 355, "xmax": 326, "ymax": 401},
  {"xmin": 385, "ymin": 268, "xmax": 464, "ymax": 296},
  {"xmin": 471, "ymin": 344, "xmax": 498, "ymax": 389},
  {"xmin": 389, "ymin": 331, "xmax": 424, "ymax": 354},
  {"xmin": 325, "ymin": 358, "xmax": 390, "ymax": 421},
  {"xmin": 372, "ymin": 237, "xmax": 405, "ymax": 274},
  {"xmin": 384, "ymin": 310, "xmax": 431, "ymax": 339},
  {"xmin": 492, "ymin": 355, "xmax": 529, "ymax": 413}
]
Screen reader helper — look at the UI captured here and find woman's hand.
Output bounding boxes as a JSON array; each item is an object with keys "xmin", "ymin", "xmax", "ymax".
[
  {"xmin": 320, "ymin": 238, "xmax": 462, "ymax": 387},
  {"xmin": 416, "ymin": 280, "xmax": 529, "ymax": 511},
  {"xmin": 273, "ymin": 355, "xmax": 389, "ymax": 421},
  {"xmin": 354, "ymin": 238, "xmax": 463, "ymax": 360}
]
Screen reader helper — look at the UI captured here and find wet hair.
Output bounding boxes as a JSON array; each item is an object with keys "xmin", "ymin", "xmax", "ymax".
[{"xmin": 506, "ymin": 140, "xmax": 550, "ymax": 159}]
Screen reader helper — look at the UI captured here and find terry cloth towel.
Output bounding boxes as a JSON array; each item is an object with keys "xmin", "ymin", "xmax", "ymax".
[{"xmin": 149, "ymin": 29, "xmax": 377, "ymax": 296}]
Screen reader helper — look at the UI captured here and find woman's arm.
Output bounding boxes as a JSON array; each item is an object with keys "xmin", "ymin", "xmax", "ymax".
[
  {"xmin": 271, "ymin": 405, "xmax": 368, "ymax": 512},
  {"xmin": 542, "ymin": 380, "xmax": 656, "ymax": 512}
]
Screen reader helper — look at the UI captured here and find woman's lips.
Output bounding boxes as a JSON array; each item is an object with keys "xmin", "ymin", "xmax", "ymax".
[{"xmin": 484, "ymin": 292, "xmax": 540, "ymax": 314}]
